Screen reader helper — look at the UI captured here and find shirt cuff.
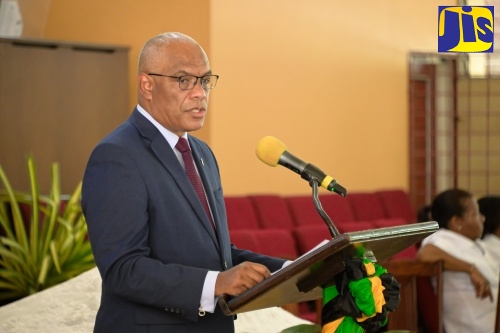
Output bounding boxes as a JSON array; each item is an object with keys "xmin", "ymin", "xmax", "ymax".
[
  {"xmin": 200, "ymin": 271, "xmax": 219, "ymax": 313},
  {"xmin": 282, "ymin": 260, "xmax": 293, "ymax": 269}
]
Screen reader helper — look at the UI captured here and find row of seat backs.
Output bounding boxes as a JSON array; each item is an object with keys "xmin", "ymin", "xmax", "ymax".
[
  {"xmin": 225, "ymin": 189, "xmax": 415, "ymax": 230},
  {"xmin": 226, "ymin": 189, "xmax": 418, "ymax": 259}
]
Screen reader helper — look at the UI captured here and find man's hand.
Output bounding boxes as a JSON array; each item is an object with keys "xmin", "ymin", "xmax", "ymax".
[{"xmin": 215, "ymin": 262, "xmax": 270, "ymax": 297}]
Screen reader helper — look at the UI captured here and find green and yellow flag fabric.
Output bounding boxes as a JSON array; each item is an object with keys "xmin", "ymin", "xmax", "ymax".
[{"xmin": 321, "ymin": 257, "xmax": 400, "ymax": 333}]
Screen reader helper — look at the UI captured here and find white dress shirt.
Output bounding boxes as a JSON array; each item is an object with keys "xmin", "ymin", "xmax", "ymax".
[{"xmin": 480, "ymin": 234, "xmax": 500, "ymax": 267}]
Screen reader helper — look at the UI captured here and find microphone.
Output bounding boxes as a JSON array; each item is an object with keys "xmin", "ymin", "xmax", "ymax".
[{"xmin": 256, "ymin": 136, "xmax": 347, "ymax": 196}]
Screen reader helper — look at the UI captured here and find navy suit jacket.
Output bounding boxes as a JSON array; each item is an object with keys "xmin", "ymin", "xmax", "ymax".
[{"xmin": 82, "ymin": 109, "xmax": 286, "ymax": 333}]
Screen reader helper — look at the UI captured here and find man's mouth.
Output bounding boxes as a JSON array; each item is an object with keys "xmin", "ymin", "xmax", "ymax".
[{"xmin": 190, "ymin": 108, "xmax": 206, "ymax": 114}]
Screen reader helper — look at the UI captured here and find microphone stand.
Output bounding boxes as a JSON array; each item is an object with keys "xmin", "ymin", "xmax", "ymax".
[{"xmin": 309, "ymin": 179, "xmax": 340, "ymax": 238}]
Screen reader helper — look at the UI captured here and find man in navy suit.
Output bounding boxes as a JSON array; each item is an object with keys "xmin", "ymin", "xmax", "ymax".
[{"xmin": 82, "ymin": 32, "xmax": 287, "ymax": 333}]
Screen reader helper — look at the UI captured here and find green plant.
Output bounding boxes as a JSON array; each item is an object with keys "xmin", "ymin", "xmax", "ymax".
[{"xmin": 0, "ymin": 156, "xmax": 95, "ymax": 302}]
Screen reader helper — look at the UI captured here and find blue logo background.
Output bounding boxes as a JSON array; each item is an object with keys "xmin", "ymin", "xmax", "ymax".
[{"xmin": 438, "ymin": 6, "xmax": 494, "ymax": 53}]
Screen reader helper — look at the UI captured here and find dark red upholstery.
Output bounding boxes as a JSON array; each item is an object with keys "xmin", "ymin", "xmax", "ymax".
[
  {"xmin": 225, "ymin": 192, "xmax": 418, "ymax": 258},
  {"xmin": 319, "ymin": 194, "xmax": 355, "ymax": 223},
  {"xmin": 254, "ymin": 229, "xmax": 298, "ymax": 260},
  {"xmin": 248, "ymin": 194, "xmax": 295, "ymax": 229},
  {"xmin": 376, "ymin": 189, "xmax": 416, "ymax": 223},
  {"xmin": 229, "ymin": 230, "xmax": 261, "ymax": 252},
  {"xmin": 346, "ymin": 192, "xmax": 387, "ymax": 221},
  {"xmin": 228, "ymin": 217, "xmax": 298, "ymax": 259},
  {"xmin": 372, "ymin": 218, "xmax": 407, "ymax": 229},
  {"xmin": 285, "ymin": 196, "xmax": 325, "ymax": 226},
  {"xmin": 224, "ymin": 196, "xmax": 260, "ymax": 230},
  {"xmin": 336, "ymin": 220, "xmax": 375, "ymax": 233},
  {"xmin": 293, "ymin": 225, "xmax": 331, "ymax": 254},
  {"xmin": 223, "ymin": 190, "xmax": 421, "ymax": 324}
]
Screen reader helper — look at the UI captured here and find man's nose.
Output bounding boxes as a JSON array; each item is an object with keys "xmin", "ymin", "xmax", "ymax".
[{"xmin": 190, "ymin": 78, "xmax": 207, "ymax": 97}]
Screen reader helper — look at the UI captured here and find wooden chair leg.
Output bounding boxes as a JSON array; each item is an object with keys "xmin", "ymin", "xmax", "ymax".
[{"xmin": 315, "ymin": 299, "xmax": 322, "ymax": 324}]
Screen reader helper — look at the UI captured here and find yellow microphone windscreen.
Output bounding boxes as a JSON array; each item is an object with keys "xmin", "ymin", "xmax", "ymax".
[{"xmin": 255, "ymin": 136, "xmax": 287, "ymax": 167}]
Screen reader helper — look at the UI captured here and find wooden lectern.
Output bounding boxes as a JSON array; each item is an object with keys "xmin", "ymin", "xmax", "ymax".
[{"xmin": 219, "ymin": 221, "xmax": 439, "ymax": 316}]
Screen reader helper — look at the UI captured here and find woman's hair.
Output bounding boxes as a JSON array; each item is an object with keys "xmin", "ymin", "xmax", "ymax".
[
  {"xmin": 417, "ymin": 205, "xmax": 432, "ymax": 223},
  {"xmin": 478, "ymin": 195, "xmax": 500, "ymax": 238},
  {"xmin": 431, "ymin": 188, "xmax": 473, "ymax": 229}
]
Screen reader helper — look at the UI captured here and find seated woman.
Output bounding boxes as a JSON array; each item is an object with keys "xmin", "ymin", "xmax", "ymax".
[
  {"xmin": 417, "ymin": 188, "xmax": 499, "ymax": 333},
  {"xmin": 479, "ymin": 195, "xmax": 500, "ymax": 264}
]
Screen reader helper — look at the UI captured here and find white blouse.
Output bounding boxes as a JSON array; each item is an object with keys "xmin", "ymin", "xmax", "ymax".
[
  {"xmin": 421, "ymin": 229, "xmax": 499, "ymax": 333},
  {"xmin": 480, "ymin": 234, "xmax": 500, "ymax": 267}
]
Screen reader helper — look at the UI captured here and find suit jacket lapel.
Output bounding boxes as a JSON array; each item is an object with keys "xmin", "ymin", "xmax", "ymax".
[{"xmin": 129, "ymin": 109, "xmax": 220, "ymax": 248}]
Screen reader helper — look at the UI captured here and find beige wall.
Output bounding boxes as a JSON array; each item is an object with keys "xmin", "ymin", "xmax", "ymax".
[
  {"xmin": 209, "ymin": 0, "xmax": 455, "ymax": 195},
  {"xmin": 40, "ymin": 0, "xmax": 212, "ymax": 142},
  {"xmin": 18, "ymin": 0, "xmax": 455, "ymax": 196}
]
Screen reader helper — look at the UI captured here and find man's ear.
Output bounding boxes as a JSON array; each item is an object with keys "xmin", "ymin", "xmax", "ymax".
[{"xmin": 138, "ymin": 73, "xmax": 153, "ymax": 100}]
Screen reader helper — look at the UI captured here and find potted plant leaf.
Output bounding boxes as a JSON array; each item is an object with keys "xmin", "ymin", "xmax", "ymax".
[{"xmin": 0, "ymin": 156, "xmax": 95, "ymax": 304}]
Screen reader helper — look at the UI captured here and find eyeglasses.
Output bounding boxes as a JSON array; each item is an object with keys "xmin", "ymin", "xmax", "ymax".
[{"xmin": 147, "ymin": 73, "xmax": 219, "ymax": 91}]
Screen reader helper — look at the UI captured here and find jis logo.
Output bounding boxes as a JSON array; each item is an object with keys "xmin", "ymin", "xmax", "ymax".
[{"xmin": 438, "ymin": 6, "xmax": 494, "ymax": 53}]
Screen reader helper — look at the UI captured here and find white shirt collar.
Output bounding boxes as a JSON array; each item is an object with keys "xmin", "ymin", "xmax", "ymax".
[{"xmin": 136, "ymin": 104, "xmax": 188, "ymax": 149}]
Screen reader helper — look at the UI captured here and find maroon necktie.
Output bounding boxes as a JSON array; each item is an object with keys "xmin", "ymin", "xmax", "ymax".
[{"xmin": 175, "ymin": 137, "xmax": 215, "ymax": 230}]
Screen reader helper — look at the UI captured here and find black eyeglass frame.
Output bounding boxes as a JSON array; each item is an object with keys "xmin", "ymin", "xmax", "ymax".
[{"xmin": 147, "ymin": 73, "xmax": 219, "ymax": 90}]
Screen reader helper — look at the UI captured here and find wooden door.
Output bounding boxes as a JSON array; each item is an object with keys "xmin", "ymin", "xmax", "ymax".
[
  {"xmin": 409, "ymin": 65, "xmax": 436, "ymax": 212},
  {"xmin": 409, "ymin": 54, "xmax": 458, "ymax": 212},
  {"xmin": 0, "ymin": 38, "xmax": 129, "ymax": 194}
]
